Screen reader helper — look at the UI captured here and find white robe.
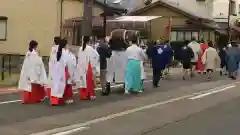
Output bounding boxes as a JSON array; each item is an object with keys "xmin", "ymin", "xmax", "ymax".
[
  {"xmin": 50, "ymin": 50, "xmax": 70, "ymax": 98},
  {"xmin": 188, "ymin": 41, "xmax": 202, "ymax": 62},
  {"xmin": 75, "ymin": 45, "xmax": 100, "ymax": 88},
  {"xmin": 107, "ymin": 51, "xmax": 128, "ymax": 83},
  {"xmin": 66, "ymin": 51, "xmax": 77, "ymax": 84},
  {"xmin": 48, "ymin": 45, "xmax": 58, "ymax": 88},
  {"xmin": 18, "ymin": 50, "xmax": 47, "ymax": 92},
  {"xmin": 202, "ymin": 47, "xmax": 220, "ymax": 70}
]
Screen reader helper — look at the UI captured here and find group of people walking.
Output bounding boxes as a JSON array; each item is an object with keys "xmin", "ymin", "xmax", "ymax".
[
  {"xmin": 18, "ymin": 33, "xmax": 149, "ymax": 105},
  {"xmin": 178, "ymin": 37, "xmax": 240, "ymax": 81},
  {"xmin": 18, "ymin": 33, "xmax": 240, "ymax": 106}
]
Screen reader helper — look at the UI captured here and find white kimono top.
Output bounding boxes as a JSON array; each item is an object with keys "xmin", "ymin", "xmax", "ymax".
[
  {"xmin": 76, "ymin": 45, "xmax": 100, "ymax": 88},
  {"xmin": 126, "ymin": 44, "xmax": 147, "ymax": 79},
  {"xmin": 188, "ymin": 41, "xmax": 202, "ymax": 62},
  {"xmin": 48, "ymin": 45, "xmax": 58, "ymax": 88},
  {"xmin": 202, "ymin": 47, "xmax": 220, "ymax": 70},
  {"xmin": 65, "ymin": 50, "xmax": 77, "ymax": 84},
  {"xmin": 18, "ymin": 50, "xmax": 47, "ymax": 92},
  {"xmin": 50, "ymin": 49, "xmax": 71, "ymax": 98}
]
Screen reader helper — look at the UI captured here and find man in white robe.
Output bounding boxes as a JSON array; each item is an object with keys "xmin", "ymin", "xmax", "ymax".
[{"xmin": 202, "ymin": 42, "xmax": 220, "ymax": 80}]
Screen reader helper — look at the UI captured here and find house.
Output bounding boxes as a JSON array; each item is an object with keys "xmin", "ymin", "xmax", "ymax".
[
  {"xmin": 0, "ymin": 0, "xmax": 126, "ymax": 56},
  {"xmin": 165, "ymin": 0, "xmax": 240, "ymax": 19},
  {"xmin": 130, "ymin": 0, "xmax": 219, "ymax": 43}
]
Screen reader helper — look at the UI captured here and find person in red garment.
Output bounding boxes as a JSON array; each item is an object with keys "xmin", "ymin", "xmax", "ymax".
[
  {"xmin": 76, "ymin": 36, "xmax": 100, "ymax": 100},
  {"xmin": 18, "ymin": 40, "xmax": 47, "ymax": 104},
  {"xmin": 47, "ymin": 36, "xmax": 61, "ymax": 98},
  {"xmin": 49, "ymin": 39, "xmax": 74, "ymax": 105},
  {"xmin": 196, "ymin": 40, "xmax": 208, "ymax": 74}
]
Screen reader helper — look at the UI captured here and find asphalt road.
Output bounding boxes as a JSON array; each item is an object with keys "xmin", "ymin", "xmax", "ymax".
[
  {"xmin": 144, "ymin": 97, "xmax": 240, "ymax": 135},
  {"xmin": 0, "ymin": 72, "xmax": 237, "ymax": 135}
]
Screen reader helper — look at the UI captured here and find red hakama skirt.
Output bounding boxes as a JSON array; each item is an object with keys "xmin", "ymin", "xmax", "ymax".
[
  {"xmin": 195, "ymin": 43, "xmax": 208, "ymax": 72},
  {"xmin": 196, "ymin": 54, "xmax": 205, "ymax": 72},
  {"xmin": 50, "ymin": 67, "xmax": 73, "ymax": 105},
  {"xmin": 22, "ymin": 83, "xmax": 46, "ymax": 104},
  {"xmin": 79, "ymin": 63, "xmax": 95, "ymax": 100}
]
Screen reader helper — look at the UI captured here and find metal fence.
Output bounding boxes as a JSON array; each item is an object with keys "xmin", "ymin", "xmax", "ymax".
[{"xmin": 0, "ymin": 54, "xmax": 49, "ymax": 81}]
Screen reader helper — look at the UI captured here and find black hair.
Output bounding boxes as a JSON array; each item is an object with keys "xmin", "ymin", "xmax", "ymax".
[
  {"xmin": 82, "ymin": 36, "xmax": 90, "ymax": 51},
  {"xmin": 191, "ymin": 37, "xmax": 196, "ymax": 41},
  {"xmin": 54, "ymin": 36, "xmax": 61, "ymax": 45},
  {"xmin": 29, "ymin": 40, "xmax": 38, "ymax": 52},
  {"xmin": 208, "ymin": 40, "xmax": 213, "ymax": 47},
  {"xmin": 56, "ymin": 39, "xmax": 67, "ymax": 61},
  {"xmin": 184, "ymin": 40, "xmax": 190, "ymax": 45},
  {"xmin": 131, "ymin": 34, "xmax": 138, "ymax": 44}
]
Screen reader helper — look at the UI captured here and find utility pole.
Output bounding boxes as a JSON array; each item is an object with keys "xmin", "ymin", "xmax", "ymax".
[
  {"xmin": 82, "ymin": 0, "xmax": 93, "ymax": 36},
  {"xmin": 103, "ymin": 0, "xmax": 107, "ymax": 37},
  {"xmin": 227, "ymin": 0, "xmax": 232, "ymax": 42}
]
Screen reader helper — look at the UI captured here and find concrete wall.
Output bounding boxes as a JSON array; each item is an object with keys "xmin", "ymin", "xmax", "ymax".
[
  {"xmin": 0, "ymin": 0, "xmax": 103, "ymax": 56},
  {"xmin": 0, "ymin": 0, "xmax": 60, "ymax": 56}
]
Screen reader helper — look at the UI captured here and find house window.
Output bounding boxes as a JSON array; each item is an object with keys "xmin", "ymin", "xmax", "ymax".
[
  {"xmin": 192, "ymin": 32, "xmax": 199, "ymax": 39},
  {"xmin": 230, "ymin": 0, "xmax": 236, "ymax": 15},
  {"xmin": 239, "ymin": 4, "xmax": 240, "ymax": 14},
  {"xmin": 171, "ymin": 31, "xmax": 199, "ymax": 41},
  {"xmin": 185, "ymin": 32, "xmax": 192, "ymax": 40},
  {"xmin": 0, "ymin": 17, "xmax": 7, "ymax": 41},
  {"xmin": 171, "ymin": 31, "xmax": 177, "ymax": 41},
  {"xmin": 177, "ymin": 32, "xmax": 184, "ymax": 41}
]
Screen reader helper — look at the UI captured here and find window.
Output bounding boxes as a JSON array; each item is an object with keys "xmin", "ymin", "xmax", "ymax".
[
  {"xmin": 177, "ymin": 32, "xmax": 184, "ymax": 41},
  {"xmin": 171, "ymin": 31, "xmax": 199, "ymax": 41},
  {"xmin": 171, "ymin": 31, "xmax": 177, "ymax": 41},
  {"xmin": 0, "ymin": 17, "xmax": 7, "ymax": 41},
  {"xmin": 230, "ymin": 0, "xmax": 236, "ymax": 15},
  {"xmin": 239, "ymin": 4, "xmax": 240, "ymax": 14},
  {"xmin": 185, "ymin": 32, "xmax": 192, "ymax": 40},
  {"xmin": 192, "ymin": 32, "xmax": 199, "ymax": 40}
]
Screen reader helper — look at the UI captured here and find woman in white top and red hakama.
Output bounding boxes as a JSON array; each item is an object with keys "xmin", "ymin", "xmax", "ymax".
[
  {"xmin": 47, "ymin": 36, "xmax": 61, "ymax": 98},
  {"xmin": 49, "ymin": 39, "xmax": 74, "ymax": 105},
  {"xmin": 18, "ymin": 40, "xmax": 47, "ymax": 104},
  {"xmin": 76, "ymin": 36, "xmax": 100, "ymax": 100}
]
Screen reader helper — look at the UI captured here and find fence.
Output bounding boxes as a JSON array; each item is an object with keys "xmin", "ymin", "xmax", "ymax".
[{"xmin": 0, "ymin": 54, "xmax": 49, "ymax": 81}]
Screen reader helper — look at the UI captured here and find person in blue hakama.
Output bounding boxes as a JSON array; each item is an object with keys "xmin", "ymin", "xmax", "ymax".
[
  {"xmin": 226, "ymin": 42, "xmax": 240, "ymax": 80},
  {"xmin": 147, "ymin": 41, "xmax": 173, "ymax": 87},
  {"xmin": 124, "ymin": 36, "xmax": 147, "ymax": 94}
]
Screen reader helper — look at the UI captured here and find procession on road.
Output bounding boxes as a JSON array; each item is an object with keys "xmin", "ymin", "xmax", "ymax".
[{"xmin": 17, "ymin": 27, "xmax": 240, "ymax": 106}]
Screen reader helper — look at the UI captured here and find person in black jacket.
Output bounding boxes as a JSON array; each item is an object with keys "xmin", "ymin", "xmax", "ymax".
[
  {"xmin": 218, "ymin": 47, "xmax": 227, "ymax": 76},
  {"xmin": 179, "ymin": 40, "xmax": 194, "ymax": 80},
  {"xmin": 97, "ymin": 36, "xmax": 112, "ymax": 96}
]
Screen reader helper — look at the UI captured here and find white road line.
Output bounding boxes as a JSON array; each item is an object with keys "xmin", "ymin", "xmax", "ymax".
[
  {"xmin": 0, "ymin": 80, "xmax": 153, "ymax": 105},
  {"xmin": 0, "ymin": 100, "xmax": 22, "ymax": 105},
  {"xmin": 189, "ymin": 85, "xmax": 236, "ymax": 100},
  {"xmin": 30, "ymin": 94, "xmax": 191, "ymax": 135},
  {"xmin": 52, "ymin": 127, "xmax": 89, "ymax": 135}
]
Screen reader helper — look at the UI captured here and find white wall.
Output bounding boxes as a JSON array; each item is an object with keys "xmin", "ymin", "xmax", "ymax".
[
  {"xmin": 213, "ymin": 0, "xmax": 240, "ymax": 18},
  {"xmin": 156, "ymin": 0, "xmax": 240, "ymax": 19}
]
